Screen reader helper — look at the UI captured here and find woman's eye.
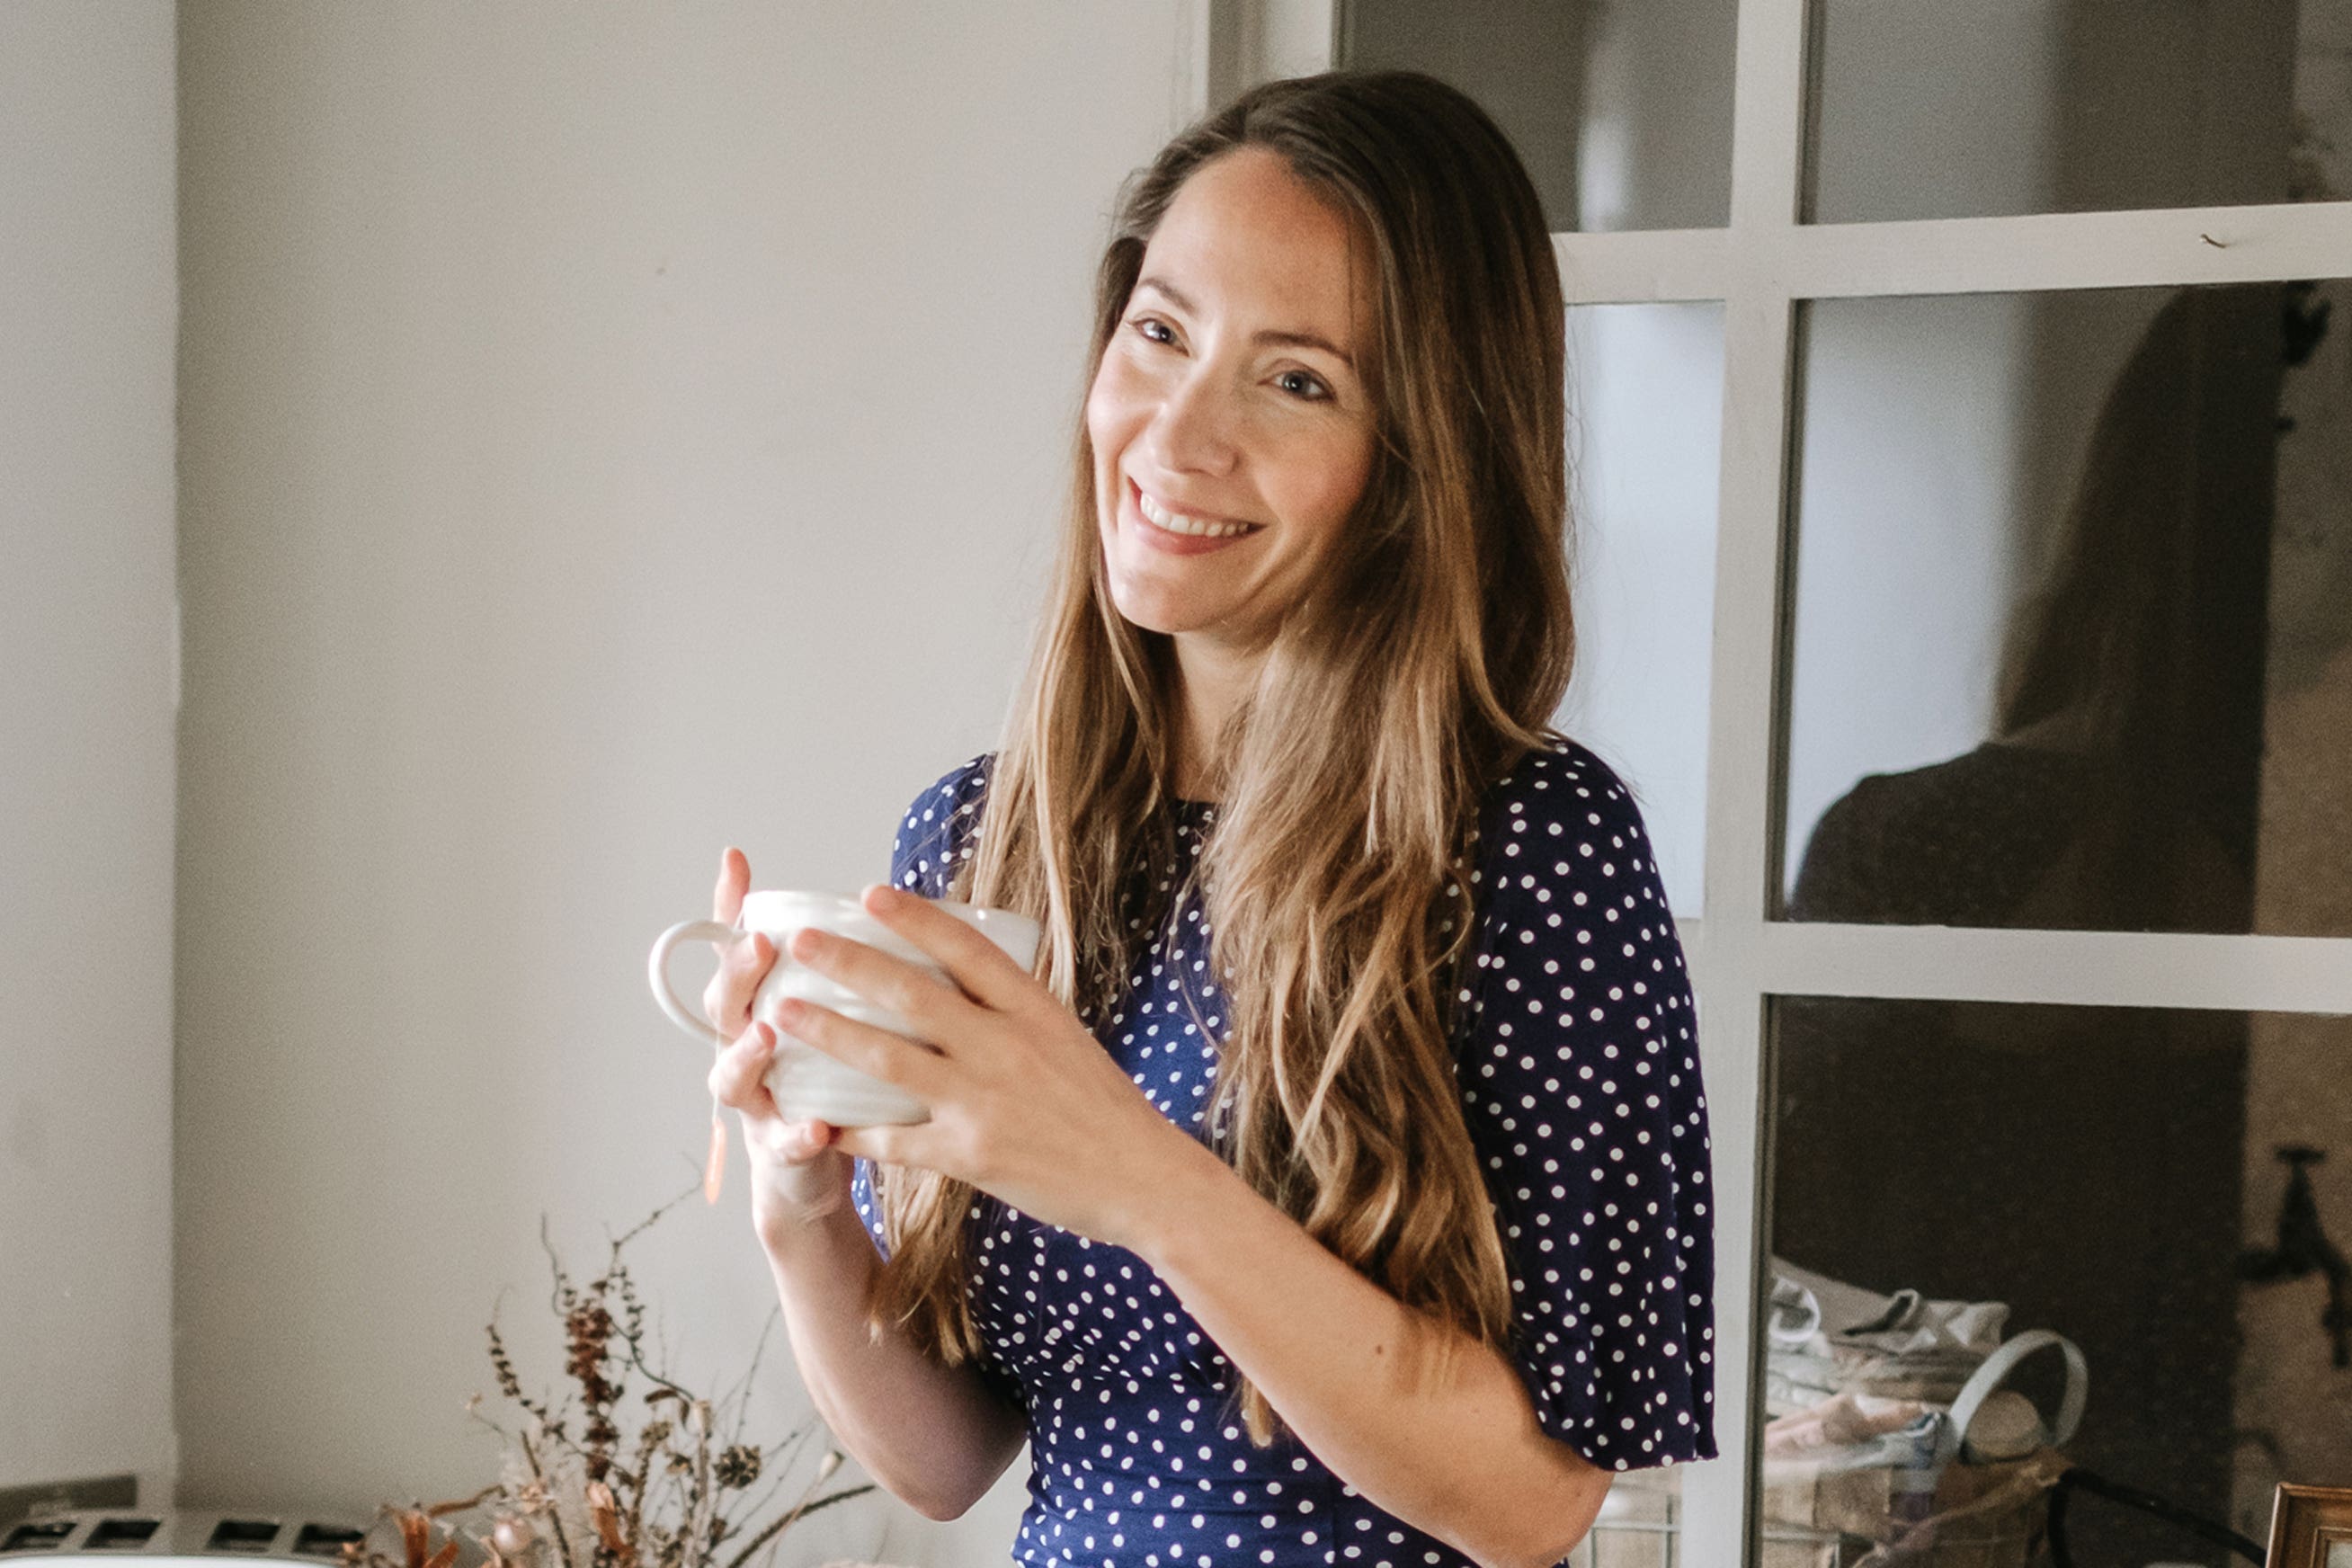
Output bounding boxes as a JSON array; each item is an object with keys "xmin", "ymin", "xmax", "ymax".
[{"xmin": 1127, "ymin": 317, "xmax": 1328, "ymax": 402}]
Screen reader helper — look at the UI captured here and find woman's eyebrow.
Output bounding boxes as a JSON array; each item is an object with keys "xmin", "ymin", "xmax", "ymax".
[{"xmin": 1135, "ymin": 275, "xmax": 1355, "ymax": 370}]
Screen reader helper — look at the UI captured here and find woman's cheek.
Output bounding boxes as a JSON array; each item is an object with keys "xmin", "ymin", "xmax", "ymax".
[{"xmin": 1300, "ymin": 435, "xmax": 1374, "ymax": 533}]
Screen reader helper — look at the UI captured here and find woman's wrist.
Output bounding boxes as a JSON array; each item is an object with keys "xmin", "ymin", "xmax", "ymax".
[
  {"xmin": 753, "ymin": 1165, "xmax": 864, "ymax": 1258},
  {"xmin": 1118, "ymin": 1125, "xmax": 1242, "ymax": 1265}
]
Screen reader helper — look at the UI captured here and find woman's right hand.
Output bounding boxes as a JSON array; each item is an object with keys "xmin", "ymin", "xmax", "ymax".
[{"xmin": 704, "ymin": 848, "xmax": 855, "ymax": 1244}]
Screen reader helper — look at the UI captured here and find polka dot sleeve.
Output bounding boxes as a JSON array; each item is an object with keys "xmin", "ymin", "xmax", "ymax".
[
  {"xmin": 886, "ymin": 753, "xmax": 992, "ymax": 898},
  {"xmin": 849, "ymin": 755, "xmax": 993, "ymax": 1262},
  {"xmin": 1456, "ymin": 738, "xmax": 1717, "ymax": 1472}
]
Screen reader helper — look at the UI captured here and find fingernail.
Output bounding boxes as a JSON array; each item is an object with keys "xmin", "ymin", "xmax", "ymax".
[{"xmin": 753, "ymin": 1021, "xmax": 774, "ymax": 1049}]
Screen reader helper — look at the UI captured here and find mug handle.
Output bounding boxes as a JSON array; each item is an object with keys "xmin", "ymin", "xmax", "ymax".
[{"xmin": 647, "ymin": 919, "xmax": 744, "ymax": 1047}]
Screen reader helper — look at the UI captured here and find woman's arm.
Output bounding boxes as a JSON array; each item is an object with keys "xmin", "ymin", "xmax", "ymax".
[
  {"xmin": 762, "ymin": 1198, "xmax": 1027, "ymax": 1522},
  {"xmin": 755, "ymin": 757, "xmax": 1023, "ymax": 1521},
  {"xmin": 1131, "ymin": 1144, "xmax": 1610, "ymax": 1568},
  {"xmin": 700, "ymin": 838, "xmax": 1023, "ymax": 1525},
  {"xmin": 1125, "ymin": 743, "xmax": 1714, "ymax": 1568}
]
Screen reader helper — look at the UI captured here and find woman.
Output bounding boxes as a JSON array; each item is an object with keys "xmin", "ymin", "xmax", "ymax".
[{"xmin": 704, "ymin": 69, "xmax": 1715, "ymax": 1568}]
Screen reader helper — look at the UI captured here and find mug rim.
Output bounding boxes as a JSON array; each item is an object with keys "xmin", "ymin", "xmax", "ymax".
[{"xmin": 735, "ymin": 888, "xmax": 1040, "ymax": 967}]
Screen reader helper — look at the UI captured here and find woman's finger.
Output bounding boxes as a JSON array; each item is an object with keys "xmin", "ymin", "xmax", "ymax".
[
  {"xmin": 710, "ymin": 847, "xmax": 750, "ymax": 933},
  {"xmin": 771, "ymin": 996, "xmax": 946, "ymax": 1103},
  {"xmin": 708, "ymin": 1020, "xmax": 780, "ymax": 1115},
  {"xmin": 759, "ymin": 1117, "xmax": 839, "ymax": 1163},
  {"xmin": 703, "ymin": 930, "xmax": 774, "ymax": 1038},
  {"xmin": 858, "ymin": 884, "xmax": 1038, "ymax": 1012},
  {"xmin": 787, "ymin": 926, "xmax": 973, "ymax": 1040}
]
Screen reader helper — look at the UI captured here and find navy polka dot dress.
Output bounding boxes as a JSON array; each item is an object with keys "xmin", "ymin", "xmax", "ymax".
[{"xmin": 851, "ymin": 735, "xmax": 1716, "ymax": 1567}]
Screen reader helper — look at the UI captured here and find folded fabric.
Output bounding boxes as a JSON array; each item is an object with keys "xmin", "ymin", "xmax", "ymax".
[
  {"xmin": 1765, "ymin": 1390, "xmax": 1941, "ymax": 1475},
  {"xmin": 1765, "ymin": 1259, "xmax": 2010, "ymax": 1417},
  {"xmin": 1773, "ymin": 1259, "xmax": 2009, "ymax": 1355}
]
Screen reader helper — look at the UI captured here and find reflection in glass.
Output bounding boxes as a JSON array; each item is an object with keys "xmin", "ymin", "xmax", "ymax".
[
  {"xmin": 1336, "ymin": 0, "xmax": 1734, "ymax": 231},
  {"xmin": 1779, "ymin": 279, "xmax": 2352, "ymax": 937},
  {"xmin": 1765, "ymin": 997, "xmax": 2352, "ymax": 1564},
  {"xmin": 1568, "ymin": 1474, "xmax": 1678, "ymax": 1566},
  {"xmin": 1805, "ymin": 0, "xmax": 2352, "ymax": 222},
  {"xmin": 1558, "ymin": 302, "xmax": 1723, "ymax": 916}
]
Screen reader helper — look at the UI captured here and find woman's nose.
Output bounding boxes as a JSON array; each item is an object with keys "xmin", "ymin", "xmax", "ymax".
[{"xmin": 1142, "ymin": 365, "xmax": 1240, "ymax": 478}]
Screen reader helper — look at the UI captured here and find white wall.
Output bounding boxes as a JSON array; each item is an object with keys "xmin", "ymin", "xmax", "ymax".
[
  {"xmin": 174, "ymin": 4, "xmax": 1189, "ymax": 1561},
  {"xmin": 0, "ymin": 0, "xmax": 179, "ymax": 1513}
]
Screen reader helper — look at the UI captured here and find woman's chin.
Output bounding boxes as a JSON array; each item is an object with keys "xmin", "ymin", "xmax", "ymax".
[
  {"xmin": 1106, "ymin": 578, "xmax": 1195, "ymax": 637},
  {"xmin": 1111, "ymin": 597, "xmax": 1195, "ymax": 637}
]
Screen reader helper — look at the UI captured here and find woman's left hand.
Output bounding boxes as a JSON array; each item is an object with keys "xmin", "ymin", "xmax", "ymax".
[{"xmin": 771, "ymin": 883, "xmax": 1212, "ymax": 1251}]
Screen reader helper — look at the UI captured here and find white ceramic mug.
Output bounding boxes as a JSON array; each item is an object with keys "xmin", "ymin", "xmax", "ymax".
[{"xmin": 648, "ymin": 890, "xmax": 1041, "ymax": 1127}]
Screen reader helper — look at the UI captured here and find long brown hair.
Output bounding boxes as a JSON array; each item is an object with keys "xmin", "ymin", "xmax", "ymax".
[{"xmin": 869, "ymin": 68, "xmax": 1576, "ymax": 1447}]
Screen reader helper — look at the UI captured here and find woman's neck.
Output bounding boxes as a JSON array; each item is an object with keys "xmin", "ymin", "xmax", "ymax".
[{"xmin": 1170, "ymin": 631, "xmax": 1263, "ymax": 802}]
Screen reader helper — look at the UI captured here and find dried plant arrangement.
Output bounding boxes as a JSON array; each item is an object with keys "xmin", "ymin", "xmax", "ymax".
[{"xmin": 345, "ymin": 1183, "xmax": 876, "ymax": 1568}]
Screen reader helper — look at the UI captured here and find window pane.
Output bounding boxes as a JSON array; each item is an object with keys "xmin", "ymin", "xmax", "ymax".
[
  {"xmin": 1574, "ymin": 1474, "xmax": 1679, "ymax": 1566},
  {"xmin": 1336, "ymin": 0, "xmax": 1733, "ymax": 232},
  {"xmin": 1805, "ymin": 0, "xmax": 2352, "ymax": 222},
  {"xmin": 1765, "ymin": 996, "xmax": 2352, "ymax": 1564},
  {"xmin": 1559, "ymin": 302, "xmax": 1723, "ymax": 916},
  {"xmin": 1778, "ymin": 279, "xmax": 2352, "ymax": 937}
]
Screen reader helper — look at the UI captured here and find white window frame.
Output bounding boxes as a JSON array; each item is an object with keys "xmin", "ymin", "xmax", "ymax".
[{"xmin": 1193, "ymin": 3, "xmax": 2352, "ymax": 1561}]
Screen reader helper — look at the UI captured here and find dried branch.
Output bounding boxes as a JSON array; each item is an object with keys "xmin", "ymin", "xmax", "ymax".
[
  {"xmin": 429, "ymin": 1196, "xmax": 856, "ymax": 1568},
  {"xmin": 520, "ymin": 1430, "xmax": 580, "ymax": 1568},
  {"xmin": 719, "ymin": 1474, "xmax": 874, "ymax": 1568}
]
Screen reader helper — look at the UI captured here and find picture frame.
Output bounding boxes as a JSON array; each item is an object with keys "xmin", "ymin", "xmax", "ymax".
[{"xmin": 2267, "ymin": 1483, "xmax": 2352, "ymax": 1568}]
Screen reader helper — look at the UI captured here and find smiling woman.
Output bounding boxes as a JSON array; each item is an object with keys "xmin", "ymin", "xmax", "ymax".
[{"xmin": 701, "ymin": 69, "xmax": 1715, "ymax": 1568}]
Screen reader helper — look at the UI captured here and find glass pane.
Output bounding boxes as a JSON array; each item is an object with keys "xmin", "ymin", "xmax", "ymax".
[
  {"xmin": 1573, "ymin": 1472, "xmax": 1679, "ymax": 1565},
  {"xmin": 1336, "ymin": 0, "xmax": 1734, "ymax": 232},
  {"xmin": 1764, "ymin": 996, "xmax": 2352, "ymax": 1565},
  {"xmin": 1778, "ymin": 279, "xmax": 2352, "ymax": 937},
  {"xmin": 1806, "ymin": 0, "xmax": 2352, "ymax": 223},
  {"xmin": 1559, "ymin": 301, "xmax": 1723, "ymax": 916}
]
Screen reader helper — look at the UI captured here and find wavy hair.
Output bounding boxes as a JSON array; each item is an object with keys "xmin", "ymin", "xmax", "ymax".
[{"xmin": 867, "ymin": 68, "xmax": 1576, "ymax": 1447}]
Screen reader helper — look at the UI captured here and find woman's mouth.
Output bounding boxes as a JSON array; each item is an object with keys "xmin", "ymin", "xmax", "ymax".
[{"xmin": 1127, "ymin": 478, "xmax": 1263, "ymax": 555}]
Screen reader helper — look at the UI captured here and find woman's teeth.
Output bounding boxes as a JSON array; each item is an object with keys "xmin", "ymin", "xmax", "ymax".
[{"xmin": 1138, "ymin": 487, "xmax": 1255, "ymax": 539}]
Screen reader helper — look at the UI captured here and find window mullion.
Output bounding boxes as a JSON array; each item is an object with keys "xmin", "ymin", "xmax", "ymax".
[{"xmin": 1679, "ymin": 0, "xmax": 1812, "ymax": 1557}]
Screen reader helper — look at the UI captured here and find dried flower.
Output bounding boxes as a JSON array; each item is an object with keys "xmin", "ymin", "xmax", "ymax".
[
  {"xmin": 488, "ymin": 1322, "xmax": 528, "ymax": 1404},
  {"xmin": 584, "ymin": 1483, "xmax": 626, "ymax": 1556},
  {"xmin": 359, "ymin": 1182, "xmax": 883, "ymax": 1568},
  {"xmin": 712, "ymin": 1448, "xmax": 760, "ymax": 1492}
]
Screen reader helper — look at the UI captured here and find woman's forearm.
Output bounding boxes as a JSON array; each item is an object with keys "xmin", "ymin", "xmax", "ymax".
[
  {"xmin": 762, "ymin": 1199, "xmax": 1027, "ymax": 1521},
  {"xmin": 1129, "ymin": 1137, "xmax": 1611, "ymax": 1568}
]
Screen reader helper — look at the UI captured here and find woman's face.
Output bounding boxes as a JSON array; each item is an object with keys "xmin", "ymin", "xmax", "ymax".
[{"xmin": 1086, "ymin": 146, "xmax": 1380, "ymax": 654}]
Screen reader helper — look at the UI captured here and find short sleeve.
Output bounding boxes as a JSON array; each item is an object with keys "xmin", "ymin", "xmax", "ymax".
[
  {"xmin": 850, "ymin": 754, "xmax": 993, "ymax": 1261},
  {"xmin": 886, "ymin": 753, "xmax": 993, "ymax": 897},
  {"xmin": 1455, "ymin": 738, "xmax": 1717, "ymax": 1471}
]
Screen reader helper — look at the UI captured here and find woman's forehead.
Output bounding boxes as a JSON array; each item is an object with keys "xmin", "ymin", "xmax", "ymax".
[{"xmin": 1141, "ymin": 147, "xmax": 1376, "ymax": 355}]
